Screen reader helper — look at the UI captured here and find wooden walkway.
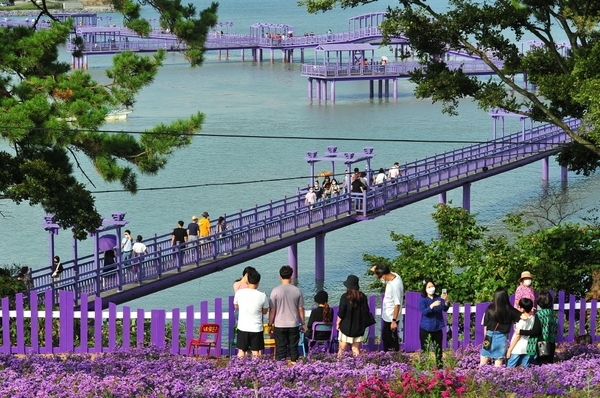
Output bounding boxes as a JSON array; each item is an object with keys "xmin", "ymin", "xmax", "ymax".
[{"xmin": 30, "ymin": 118, "xmax": 578, "ymax": 308}]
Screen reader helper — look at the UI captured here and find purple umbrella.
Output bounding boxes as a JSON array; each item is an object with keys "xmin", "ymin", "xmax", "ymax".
[{"xmin": 98, "ymin": 234, "xmax": 118, "ymax": 252}]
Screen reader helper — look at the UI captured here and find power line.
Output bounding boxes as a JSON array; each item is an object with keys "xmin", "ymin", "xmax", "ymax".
[{"xmin": 0, "ymin": 124, "xmax": 570, "ymax": 145}]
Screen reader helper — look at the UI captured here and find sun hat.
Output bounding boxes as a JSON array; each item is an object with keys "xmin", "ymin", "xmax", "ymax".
[
  {"xmin": 202, "ymin": 212, "xmax": 209, "ymax": 218},
  {"xmin": 343, "ymin": 275, "xmax": 360, "ymax": 290},
  {"xmin": 314, "ymin": 291, "xmax": 329, "ymax": 304},
  {"xmin": 519, "ymin": 271, "xmax": 534, "ymax": 282},
  {"xmin": 191, "ymin": 215, "xmax": 198, "ymax": 221}
]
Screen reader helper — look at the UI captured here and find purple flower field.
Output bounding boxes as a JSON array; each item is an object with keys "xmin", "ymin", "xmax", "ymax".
[{"xmin": 0, "ymin": 343, "xmax": 599, "ymax": 397}]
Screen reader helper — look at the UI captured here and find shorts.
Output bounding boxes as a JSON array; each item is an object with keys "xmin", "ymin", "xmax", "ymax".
[
  {"xmin": 237, "ymin": 330, "xmax": 264, "ymax": 351},
  {"xmin": 480, "ymin": 331, "xmax": 507, "ymax": 359},
  {"xmin": 338, "ymin": 330, "xmax": 363, "ymax": 344}
]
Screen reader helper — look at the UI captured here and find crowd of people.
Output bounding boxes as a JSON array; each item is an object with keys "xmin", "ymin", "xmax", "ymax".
[
  {"xmin": 304, "ymin": 162, "xmax": 403, "ymax": 208},
  {"xmin": 480, "ymin": 272, "xmax": 559, "ymax": 368},
  {"xmin": 231, "ymin": 263, "xmax": 405, "ymax": 361}
]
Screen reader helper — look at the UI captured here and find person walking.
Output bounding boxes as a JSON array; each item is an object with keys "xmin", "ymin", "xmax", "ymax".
[
  {"xmin": 187, "ymin": 215, "xmax": 200, "ymax": 243},
  {"xmin": 171, "ymin": 220, "xmax": 188, "ymax": 246},
  {"xmin": 131, "ymin": 235, "xmax": 148, "ymax": 273},
  {"xmin": 233, "ymin": 269, "xmax": 269, "ymax": 357},
  {"xmin": 337, "ymin": 275, "xmax": 371, "ymax": 357},
  {"xmin": 268, "ymin": 265, "xmax": 306, "ymax": 362},
  {"xmin": 199, "ymin": 212, "xmax": 211, "ymax": 255},
  {"xmin": 371, "ymin": 264, "xmax": 404, "ymax": 351},
  {"xmin": 419, "ymin": 278, "xmax": 450, "ymax": 368}
]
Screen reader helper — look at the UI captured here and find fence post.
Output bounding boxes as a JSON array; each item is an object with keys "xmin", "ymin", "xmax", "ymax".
[
  {"xmin": 404, "ymin": 292, "xmax": 420, "ymax": 352},
  {"xmin": 15, "ymin": 293, "xmax": 25, "ymax": 354},
  {"xmin": 171, "ymin": 308, "xmax": 181, "ymax": 355},
  {"xmin": 151, "ymin": 309, "xmax": 166, "ymax": 348},
  {"xmin": 30, "ymin": 291, "xmax": 39, "ymax": 353},
  {"xmin": 137, "ymin": 308, "xmax": 145, "ymax": 347},
  {"xmin": 122, "ymin": 306, "xmax": 131, "ymax": 350},
  {"xmin": 94, "ymin": 296, "xmax": 103, "ymax": 354},
  {"xmin": 108, "ymin": 302, "xmax": 117, "ymax": 351},
  {"xmin": 43, "ymin": 290, "xmax": 53, "ymax": 354}
]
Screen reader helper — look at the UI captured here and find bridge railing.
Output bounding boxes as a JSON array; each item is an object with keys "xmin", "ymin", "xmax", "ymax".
[
  {"xmin": 29, "ymin": 119, "xmax": 579, "ymax": 302},
  {"xmin": 1, "ymin": 290, "xmax": 596, "ymax": 355}
]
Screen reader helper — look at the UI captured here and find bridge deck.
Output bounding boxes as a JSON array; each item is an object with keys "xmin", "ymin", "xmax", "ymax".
[{"xmin": 31, "ymin": 118, "xmax": 578, "ymax": 308}]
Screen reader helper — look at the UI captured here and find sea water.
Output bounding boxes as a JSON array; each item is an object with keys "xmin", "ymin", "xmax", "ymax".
[{"xmin": 1, "ymin": 0, "xmax": 599, "ymax": 310}]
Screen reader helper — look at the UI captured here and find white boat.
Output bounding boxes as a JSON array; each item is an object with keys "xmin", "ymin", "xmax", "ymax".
[{"xmin": 105, "ymin": 108, "xmax": 133, "ymax": 121}]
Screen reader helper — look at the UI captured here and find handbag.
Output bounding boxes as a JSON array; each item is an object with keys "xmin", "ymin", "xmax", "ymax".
[
  {"xmin": 361, "ymin": 299, "xmax": 376, "ymax": 328},
  {"xmin": 537, "ymin": 340, "xmax": 551, "ymax": 357},
  {"xmin": 483, "ymin": 322, "xmax": 499, "ymax": 349}
]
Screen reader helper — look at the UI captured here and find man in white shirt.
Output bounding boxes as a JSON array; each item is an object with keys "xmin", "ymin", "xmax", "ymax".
[
  {"xmin": 371, "ymin": 264, "xmax": 404, "ymax": 351},
  {"xmin": 234, "ymin": 269, "xmax": 269, "ymax": 357},
  {"xmin": 121, "ymin": 230, "xmax": 133, "ymax": 263},
  {"xmin": 387, "ymin": 162, "xmax": 401, "ymax": 179}
]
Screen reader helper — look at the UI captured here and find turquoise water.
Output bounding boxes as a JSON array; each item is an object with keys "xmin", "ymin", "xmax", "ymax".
[{"xmin": 1, "ymin": 1, "xmax": 599, "ymax": 310}]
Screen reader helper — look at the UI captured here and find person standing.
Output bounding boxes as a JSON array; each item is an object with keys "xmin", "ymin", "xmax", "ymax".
[
  {"xmin": 171, "ymin": 220, "xmax": 188, "ymax": 246},
  {"xmin": 371, "ymin": 264, "xmax": 404, "ymax": 351},
  {"xmin": 51, "ymin": 255, "xmax": 63, "ymax": 281},
  {"xmin": 337, "ymin": 275, "xmax": 371, "ymax": 357},
  {"xmin": 233, "ymin": 269, "xmax": 269, "ymax": 357},
  {"xmin": 121, "ymin": 230, "xmax": 133, "ymax": 263},
  {"xmin": 233, "ymin": 266, "xmax": 256, "ymax": 293},
  {"xmin": 419, "ymin": 278, "xmax": 449, "ymax": 368},
  {"xmin": 517, "ymin": 290, "xmax": 558, "ymax": 365},
  {"xmin": 514, "ymin": 271, "xmax": 535, "ymax": 309},
  {"xmin": 304, "ymin": 187, "xmax": 317, "ymax": 209},
  {"xmin": 187, "ymin": 216, "xmax": 200, "ymax": 243},
  {"xmin": 268, "ymin": 265, "xmax": 306, "ymax": 362},
  {"xmin": 480, "ymin": 287, "xmax": 522, "ymax": 367}
]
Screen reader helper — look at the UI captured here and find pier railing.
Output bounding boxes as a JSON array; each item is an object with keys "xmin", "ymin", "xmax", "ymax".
[{"xmin": 1, "ymin": 290, "xmax": 596, "ymax": 355}]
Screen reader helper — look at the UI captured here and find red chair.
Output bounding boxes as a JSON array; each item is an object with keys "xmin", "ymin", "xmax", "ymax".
[{"xmin": 188, "ymin": 323, "xmax": 221, "ymax": 357}]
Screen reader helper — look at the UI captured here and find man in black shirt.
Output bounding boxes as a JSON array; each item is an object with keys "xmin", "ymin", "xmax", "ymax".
[{"xmin": 171, "ymin": 220, "xmax": 188, "ymax": 246}]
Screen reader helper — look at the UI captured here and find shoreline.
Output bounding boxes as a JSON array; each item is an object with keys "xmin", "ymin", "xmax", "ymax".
[{"xmin": 0, "ymin": 7, "xmax": 114, "ymax": 16}]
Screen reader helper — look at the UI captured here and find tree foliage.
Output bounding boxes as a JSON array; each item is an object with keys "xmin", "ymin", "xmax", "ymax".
[
  {"xmin": 0, "ymin": 1, "xmax": 218, "ymax": 239},
  {"xmin": 302, "ymin": 0, "xmax": 600, "ymax": 173},
  {"xmin": 363, "ymin": 204, "xmax": 600, "ymax": 303}
]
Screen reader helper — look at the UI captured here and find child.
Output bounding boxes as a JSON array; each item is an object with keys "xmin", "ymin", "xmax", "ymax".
[{"xmin": 506, "ymin": 298, "xmax": 535, "ymax": 367}]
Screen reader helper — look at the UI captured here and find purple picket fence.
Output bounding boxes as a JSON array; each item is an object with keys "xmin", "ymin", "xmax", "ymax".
[{"xmin": 0, "ymin": 290, "xmax": 597, "ymax": 356}]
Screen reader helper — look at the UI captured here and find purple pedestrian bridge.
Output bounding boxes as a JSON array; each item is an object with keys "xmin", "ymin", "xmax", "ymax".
[{"xmin": 30, "ymin": 113, "xmax": 579, "ymax": 309}]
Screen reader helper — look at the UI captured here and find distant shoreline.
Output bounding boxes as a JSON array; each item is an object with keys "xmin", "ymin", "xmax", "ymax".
[{"xmin": 0, "ymin": 7, "xmax": 114, "ymax": 16}]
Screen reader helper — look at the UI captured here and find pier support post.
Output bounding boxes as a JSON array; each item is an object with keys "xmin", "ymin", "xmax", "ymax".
[
  {"xmin": 542, "ymin": 157, "xmax": 549, "ymax": 181},
  {"xmin": 393, "ymin": 79, "xmax": 398, "ymax": 99},
  {"xmin": 561, "ymin": 165, "xmax": 568, "ymax": 184},
  {"xmin": 385, "ymin": 80, "xmax": 389, "ymax": 98},
  {"xmin": 462, "ymin": 183, "xmax": 471, "ymax": 212},
  {"xmin": 308, "ymin": 78, "xmax": 313, "ymax": 100},
  {"xmin": 378, "ymin": 80, "xmax": 383, "ymax": 98},
  {"xmin": 315, "ymin": 233, "xmax": 325, "ymax": 281},
  {"xmin": 438, "ymin": 192, "xmax": 447, "ymax": 204},
  {"xmin": 288, "ymin": 243, "xmax": 298, "ymax": 282},
  {"xmin": 369, "ymin": 81, "xmax": 374, "ymax": 98},
  {"xmin": 331, "ymin": 81, "xmax": 335, "ymax": 103}
]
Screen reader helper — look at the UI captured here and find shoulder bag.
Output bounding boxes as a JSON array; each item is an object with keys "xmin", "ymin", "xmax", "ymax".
[
  {"xmin": 537, "ymin": 340, "xmax": 551, "ymax": 357},
  {"xmin": 483, "ymin": 323, "xmax": 498, "ymax": 349}
]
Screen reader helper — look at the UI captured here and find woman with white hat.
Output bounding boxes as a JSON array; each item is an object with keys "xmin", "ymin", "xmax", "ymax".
[{"xmin": 514, "ymin": 271, "xmax": 536, "ymax": 309}]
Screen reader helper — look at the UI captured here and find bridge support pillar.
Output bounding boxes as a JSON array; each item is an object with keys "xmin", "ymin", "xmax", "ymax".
[
  {"xmin": 385, "ymin": 80, "xmax": 389, "ymax": 98},
  {"xmin": 315, "ymin": 233, "xmax": 325, "ymax": 281},
  {"xmin": 462, "ymin": 183, "xmax": 471, "ymax": 212},
  {"xmin": 300, "ymin": 48, "xmax": 304, "ymax": 63},
  {"xmin": 308, "ymin": 78, "xmax": 313, "ymax": 100},
  {"xmin": 321, "ymin": 80, "xmax": 327, "ymax": 102},
  {"xmin": 288, "ymin": 244, "xmax": 298, "ymax": 282},
  {"xmin": 438, "ymin": 192, "xmax": 447, "ymax": 204},
  {"xmin": 542, "ymin": 157, "xmax": 549, "ymax": 181},
  {"xmin": 378, "ymin": 80, "xmax": 383, "ymax": 98},
  {"xmin": 561, "ymin": 165, "xmax": 568, "ymax": 183},
  {"xmin": 241, "ymin": 49, "xmax": 245, "ymax": 61},
  {"xmin": 331, "ymin": 81, "xmax": 335, "ymax": 103},
  {"xmin": 393, "ymin": 79, "xmax": 398, "ymax": 99},
  {"xmin": 369, "ymin": 81, "xmax": 374, "ymax": 98}
]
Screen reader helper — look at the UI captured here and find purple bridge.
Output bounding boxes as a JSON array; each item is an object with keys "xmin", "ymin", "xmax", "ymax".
[
  {"xmin": 59, "ymin": 12, "xmax": 406, "ymax": 68},
  {"xmin": 30, "ymin": 113, "xmax": 579, "ymax": 309}
]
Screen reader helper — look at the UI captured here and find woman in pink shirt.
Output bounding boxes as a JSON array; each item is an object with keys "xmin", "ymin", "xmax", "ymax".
[
  {"xmin": 233, "ymin": 266, "xmax": 256, "ymax": 293},
  {"xmin": 514, "ymin": 271, "xmax": 535, "ymax": 309}
]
